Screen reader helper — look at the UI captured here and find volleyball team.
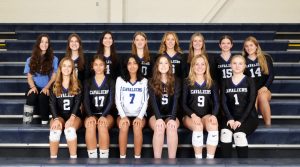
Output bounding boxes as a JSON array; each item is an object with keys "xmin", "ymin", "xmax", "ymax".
[{"xmin": 23, "ymin": 31, "xmax": 274, "ymax": 159}]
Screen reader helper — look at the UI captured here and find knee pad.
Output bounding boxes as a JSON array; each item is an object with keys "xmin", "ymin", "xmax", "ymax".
[
  {"xmin": 233, "ymin": 132, "xmax": 248, "ymax": 147},
  {"xmin": 206, "ymin": 131, "xmax": 219, "ymax": 146},
  {"xmin": 192, "ymin": 131, "xmax": 203, "ymax": 147},
  {"xmin": 49, "ymin": 130, "xmax": 62, "ymax": 142},
  {"xmin": 23, "ymin": 105, "xmax": 34, "ymax": 124},
  {"xmin": 220, "ymin": 129, "xmax": 233, "ymax": 143},
  {"xmin": 64, "ymin": 127, "xmax": 77, "ymax": 141}
]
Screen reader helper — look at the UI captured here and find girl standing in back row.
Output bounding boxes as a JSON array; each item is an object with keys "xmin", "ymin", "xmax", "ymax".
[
  {"xmin": 131, "ymin": 32, "xmax": 153, "ymax": 78},
  {"xmin": 158, "ymin": 31, "xmax": 186, "ymax": 79},
  {"xmin": 23, "ymin": 34, "xmax": 58, "ymax": 124},
  {"xmin": 97, "ymin": 31, "xmax": 120, "ymax": 80},
  {"xmin": 242, "ymin": 36, "xmax": 274, "ymax": 126}
]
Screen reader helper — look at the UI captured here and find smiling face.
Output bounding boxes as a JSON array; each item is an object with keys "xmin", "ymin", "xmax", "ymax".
[
  {"xmin": 219, "ymin": 38, "xmax": 233, "ymax": 52},
  {"xmin": 127, "ymin": 57, "xmax": 138, "ymax": 75},
  {"xmin": 193, "ymin": 57, "xmax": 206, "ymax": 76},
  {"xmin": 69, "ymin": 36, "xmax": 80, "ymax": 51},
  {"xmin": 134, "ymin": 34, "xmax": 147, "ymax": 50},
  {"xmin": 93, "ymin": 58, "xmax": 105, "ymax": 75},
  {"xmin": 158, "ymin": 56, "xmax": 170, "ymax": 74},
  {"xmin": 230, "ymin": 56, "xmax": 246, "ymax": 75},
  {"xmin": 192, "ymin": 35, "xmax": 204, "ymax": 51},
  {"xmin": 244, "ymin": 40, "xmax": 258, "ymax": 56},
  {"xmin": 39, "ymin": 36, "xmax": 49, "ymax": 54},
  {"xmin": 61, "ymin": 59, "xmax": 73, "ymax": 77},
  {"xmin": 165, "ymin": 34, "xmax": 176, "ymax": 50},
  {"xmin": 102, "ymin": 33, "xmax": 113, "ymax": 48}
]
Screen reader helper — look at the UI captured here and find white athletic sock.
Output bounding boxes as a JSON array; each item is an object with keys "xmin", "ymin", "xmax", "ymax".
[
  {"xmin": 134, "ymin": 155, "xmax": 141, "ymax": 159},
  {"xmin": 120, "ymin": 155, "xmax": 126, "ymax": 158},
  {"xmin": 195, "ymin": 154, "xmax": 202, "ymax": 159},
  {"xmin": 70, "ymin": 155, "xmax": 77, "ymax": 159},
  {"xmin": 50, "ymin": 155, "xmax": 57, "ymax": 159},
  {"xmin": 206, "ymin": 154, "xmax": 215, "ymax": 159},
  {"xmin": 87, "ymin": 149, "xmax": 98, "ymax": 158},
  {"xmin": 99, "ymin": 149, "xmax": 109, "ymax": 158}
]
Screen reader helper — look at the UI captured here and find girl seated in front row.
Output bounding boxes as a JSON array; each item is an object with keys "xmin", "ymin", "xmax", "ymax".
[
  {"xmin": 182, "ymin": 55, "xmax": 219, "ymax": 159},
  {"xmin": 49, "ymin": 57, "xmax": 82, "ymax": 159},
  {"xmin": 220, "ymin": 55, "xmax": 258, "ymax": 158},
  {"xmin": 115, "ymin": 55, "xmax": 149, "ymax": 158},
  {"xmin": 148, "ymin": 55, "xmax": 181, "ymax": 158},
  {"xmin": 84, "ymin": 55, "xmax": 115, "ymax": 158}
]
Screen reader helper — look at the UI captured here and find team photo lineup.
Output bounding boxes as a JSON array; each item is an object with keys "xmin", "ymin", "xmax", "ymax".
[{"xmin": 23, "ymin": 31, "xmax": 274, "ymax": 159}]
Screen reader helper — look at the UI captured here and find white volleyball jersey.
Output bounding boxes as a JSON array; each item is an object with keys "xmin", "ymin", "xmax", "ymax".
[{"xmin": 115, "ymin": 77, "xmax": 149, "ymax": 119}]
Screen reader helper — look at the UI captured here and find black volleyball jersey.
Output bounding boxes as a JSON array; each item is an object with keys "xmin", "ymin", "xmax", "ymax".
[
  {"xmin": 136, "ymin": 55, "xmax": 153, "ymax": 79},
  {"xmin": 73, "ymin": 57, "xmax": 86, "ymax": 86},
  {"xmin": 214, "ymin": 54, "xmax": 232, "ymax": 84},
  {"xmin": 104, "ymin": 56, "xmax": 120, "ymax": 80},
  {"xmin": 163, "ymin": 52, "xmax": 186, "ymax": 79},
  {"xmin": 244, "ymin": 54, "xmax": 274, "ymax": 91},
  {"xmin": 84, "ymin": 76, "xmax": 115, "ymax": 117},
  {"xmin": 49, "ymin": 88, "xmax": 82, "ymax": 119},
  {"xmin": 222, "ymin": 76, "xmax": 257, "ymax": 123},
  {"xmin": 149, "ymin": 79, "xmax": 181, "ymax": 120},
  {"xmin": 182, "ymin": 79, "xmax": 219, "ymax": 117}
]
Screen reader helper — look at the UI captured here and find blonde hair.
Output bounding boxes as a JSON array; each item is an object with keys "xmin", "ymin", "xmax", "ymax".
[
  {"xmin": 188, "ymin": 33, "xmax": 207, "ymax": 63},
  {"xmin": 131, "ymin": 32, "xmax": 150, "ymax": 62},
  {"xmin": 188, "ymin": 54, "xmax": 212, "ymax": 88},
  {"xmin": 158, "ymin": 31, "xmax": 182, "ymax": 55},
  {"xmin": 53, "ymin": 57, "xmax": 80, "ymax": 96},
  {"xmin": 230, "ymin": 54, "xmax": 246, "ymax": 73},
  {"xmin": 242, "ymin": 36, "xmax": 269, "ymax": 75}
]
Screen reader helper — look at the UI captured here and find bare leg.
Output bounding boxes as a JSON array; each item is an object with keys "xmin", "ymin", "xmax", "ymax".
[
  {"xmin": 149, "ymin": 116, "xmax": 165, "ymax": 158},
  {"xmin": 166, "ymin": 118, "xmax": 179, "ymax": 158}
]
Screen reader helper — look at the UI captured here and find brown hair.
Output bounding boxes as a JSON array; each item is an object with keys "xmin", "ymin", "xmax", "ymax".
[
  {"xmin": 64, "ymin": 33, "xmax": 85, "ymax": 71},
  {"xmin": 131, "ymin": 32, "xmax": 150, "ymax": 62},
  {"xmin": 29, "ymin": 34, "xmax": 54, "ymax": 75},
  {"xmin": 150, "ymin": 55, "xmax": 175, "ymax": 96}
]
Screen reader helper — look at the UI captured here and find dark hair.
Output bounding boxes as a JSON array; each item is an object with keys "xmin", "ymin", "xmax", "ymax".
[
  {"xmin": 96, "ymin": 31, "xmax": 117, "ymax": 65},
  {"xmin": 219, "ymin": 35, "xmax": 233, "ymax": 44},
  {"xmin": 121, "ymin": 55, "xmax": 143, "ymax": 82},
  {"xmin": 90, "ymin": 54, "xmax": 107, "ymax": 76},
  {"xmin": 29, "ymin": 34, "xmax": 54, "ymax": 75}
]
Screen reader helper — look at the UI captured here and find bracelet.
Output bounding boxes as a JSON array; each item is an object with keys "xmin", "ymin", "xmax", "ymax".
[{"xmin": 30, "ymin": 86, "xmax": 36, "ymax": 89}]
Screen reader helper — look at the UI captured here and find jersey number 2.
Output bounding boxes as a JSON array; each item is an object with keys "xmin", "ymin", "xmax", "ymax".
[{"xmin": 63, "ymin": 99, "xmax": 70, "ymax": 110}]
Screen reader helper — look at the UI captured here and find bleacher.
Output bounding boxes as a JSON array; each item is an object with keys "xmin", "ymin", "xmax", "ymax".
[{"xmin": 0, "ymin": 24, "xmax": 299, "ymax": 163}]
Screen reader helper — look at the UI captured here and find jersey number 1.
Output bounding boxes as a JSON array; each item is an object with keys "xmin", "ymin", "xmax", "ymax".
[{"xmin": 233, "ymin": 94, "xmax": 239, "ymax": 105}]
